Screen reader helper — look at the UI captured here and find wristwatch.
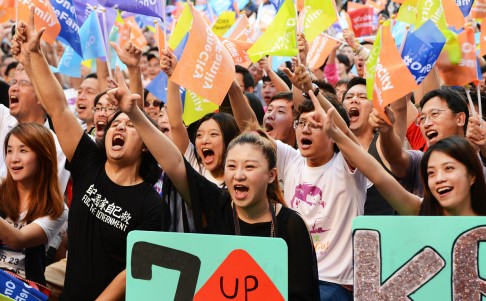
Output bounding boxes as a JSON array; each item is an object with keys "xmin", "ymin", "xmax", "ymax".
[{"xmin": 303, "ymin": 83, "xmax": 320, "ymax": 99}]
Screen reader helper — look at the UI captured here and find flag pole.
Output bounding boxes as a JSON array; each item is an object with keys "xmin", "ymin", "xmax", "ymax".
[
  {"xmin": 465, "ymin": 86, "xmax": 477, "ymax": 119},
  {"xmin": 100, "ymin": 8, "xmax": 113, "ymax": 80},
  {"xmin": 161, "ymin": 0, "xmax": 167, "ymax": 51},
  {"xmin": 478, "ymin": 84, "xmax": 483, "ymax": 124}
]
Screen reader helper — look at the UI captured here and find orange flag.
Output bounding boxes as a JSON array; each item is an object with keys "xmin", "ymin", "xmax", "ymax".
[
  {"xmin": 171, "ymin": 4, "xmax": 235, "ymax": 105},
  {"xmin": 472, "ymin": 0, "xmax": 486, "ymax": 20},
  {"xmin": 227, "ymin": 14, "xmax": 250, "ymax": 41},
  {"xmin": 437, "ymin": 27, "xmax": 478, "ymax": 86},
  {"xmin": 442, "ymin": 0, "xmax": 465, "ymax": 30},
  {"xmin": 124, "ymin": 16, "xmax": 147, "ymax": 50},
  {"xmin": 155, "ymin": 23, "xmax": 166, "ymax": 57},
  {"xmin": 481, "ymin": 19, "xmax": 486, "ymax": 57},
  {"xmin": 118, "ymin": 22, "xmax": 131, "ymax": 49},
  {"xmin": 372, "ymin": 23, "xmax": 418, "ymax": 124},
  {"xmin": 307, "ymin": 34, "xmax": 339, "ymax": 71},
  {"xmin": 17, "ymin": 0, "xmax": 61, "ymax": 44},
  {"xmin": 220, "ymin": 37, "xmax": 253, "ymax": 65}
]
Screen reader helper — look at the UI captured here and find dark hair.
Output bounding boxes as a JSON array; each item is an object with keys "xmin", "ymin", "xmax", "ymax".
[
  {"xmin": 195, "ymin": 112, "xmax": 240, "ymax": 162},
  {"xmin": 313, "ymin": 80, "xmax": 336, "ymax": 95},
  {"xmin": 297, "ymin": 98, "xmax": 350, "ymax": 153},
  {"xmin": 269, "ymin": 92, "xmax": 297, "ymax": 119},
  {"xmin": 235, "ymin": 65, "xmax": 255, "ymax": 90},
  {"xmin": 262, "ymin": 70, "xmax": 292, "ymax": 89},
  {"xmin": 245, "ymin": 92, "xmax": 265, "ymax": 125},
  {"xmin": 4, "ymin": 61, "xmax": 18, "ymax": 77},
  {"xmin": 226, "ymin": 127, "xmax": 286, "ymax": 207},
  {"xmin": 101, "ymin": 110, "xmax": 161, "ymax": 185},
  {"xmin": 419, "ymin": 136, "xmax": 486, "ymax": 216},
  {"xmin": 336, "ymin": 54, "xmax": 351, "ymax": 71},
  {"xmin": 85, "ymin": 73, "xmax": 98, "ymax": 79},
  {"xmin": 270, "ymin": 91, "xmax": 293, "ymax": 103},
  {"xmin": 345, "ymin": 77, "xmax": 366, "ymax": 92},
  {"xmin": 420, "ymin": 88, "xmax": 469, "ymax": 133},
  {"xmin": 147, "ymin": 53, "xmax": 159, "ymax": 62},
  {"xmin": 93, "ymin": 91, "xmax": 108, "ymax": 106}
]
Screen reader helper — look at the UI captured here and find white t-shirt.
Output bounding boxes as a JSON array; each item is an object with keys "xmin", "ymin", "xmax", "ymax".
[
  {"xmin": 0, "ymin": 205, "xmax": 68, "ymax": 277},
  {"xmin": 276, "ymin": 140, "xmax": 368, "ymax": 285}
]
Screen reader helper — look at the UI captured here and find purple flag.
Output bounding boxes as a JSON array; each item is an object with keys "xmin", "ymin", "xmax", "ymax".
[{"xmin": 99, "ymin": 0, "xmax": 163, "ymax": 19}]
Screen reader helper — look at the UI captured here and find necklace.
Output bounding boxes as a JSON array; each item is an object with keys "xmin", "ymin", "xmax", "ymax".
[{"xmin": 232, "ymin": 200, "xmax": 278, "ymax": 238}]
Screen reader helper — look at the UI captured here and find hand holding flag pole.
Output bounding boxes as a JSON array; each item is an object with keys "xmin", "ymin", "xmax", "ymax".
[{"xmin": 465, "ymin": 86, "xmax": 478, "ymax": 119}]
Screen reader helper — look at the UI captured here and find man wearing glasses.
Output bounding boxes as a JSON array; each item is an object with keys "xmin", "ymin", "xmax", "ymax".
[{"xmin": 371, "ymin": 88, "xmax": 486, "ymax": 197}]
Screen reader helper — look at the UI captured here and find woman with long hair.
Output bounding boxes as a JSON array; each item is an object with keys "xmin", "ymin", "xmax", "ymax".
[
  {"xmin": 106, "ymin": 70, "xmax": 320, "ymax": 301},
  {"xmin": 0, "ymin": 123, "xmax": 67, "ymax": 284},
  {"xmin": 160, "ymin": 49, "xmax": 253, "ymax": 186}
]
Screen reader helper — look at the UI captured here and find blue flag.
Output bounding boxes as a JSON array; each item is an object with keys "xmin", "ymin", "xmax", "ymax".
[
  {"xmin": 457, "ymin": 0, "xmax": 475, "ymax": 17},
  {"xmin": 0, "ymin": 269, "xmax": 48, "ymax": 301},
  {"xmin": 99, "ymin": 0, "xmax": 163, "ymax": 19},
  {"xmin": 51, "ymin": 44, "xmax": 83, "ymax": 77},
  {"xmin": 146, "ymin": 34, "xmax": 188, "ymax": 103},
  {"xmin": 79, "ymin": 11, "xmax": 106, "ymax": 60},
  {"xmin": 269, "ymin": 0, "xmax": 283, "ymax": 11},
  {"xmin": 51, "ymin": 0, "xmax": 83, "ymax": 56},
  {"xmin": 73, "ymin": 0, "xmax": 97, "ymax": 26},
  {"xmin": 400, "ymin": 20, "xmax": 445, "ymax": 85}
]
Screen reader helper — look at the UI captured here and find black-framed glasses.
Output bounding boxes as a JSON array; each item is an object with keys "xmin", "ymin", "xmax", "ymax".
[
  {"xmin": 144, "ymin": 99, "xmax": 162, "ymax": 108},
  {"xmin": 293, "ymin": 119, "xmax": 320, "ymax": 130},
  {"xmin": 93, "ymin": 106, "xmax": 117, "ymax": 113},
  {"xmin": 415, "ymin": 109, "xmax": 451, "ymax": 126}
]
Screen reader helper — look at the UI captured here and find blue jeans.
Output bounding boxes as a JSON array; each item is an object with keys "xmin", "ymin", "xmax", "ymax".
[{"xmin": 319, "ymin": 280, "xmax": 353, "ymax": 301}]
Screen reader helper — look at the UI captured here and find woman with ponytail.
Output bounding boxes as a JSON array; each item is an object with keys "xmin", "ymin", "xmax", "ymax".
[{"xmin": 106, "ymin": 73, "xmax": 320, "ymax": 301}]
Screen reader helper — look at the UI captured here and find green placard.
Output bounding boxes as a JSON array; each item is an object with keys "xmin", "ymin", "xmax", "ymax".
[
  {"xmin": 127, "ymin": 231, "xmax": 288, "ymax": 300},
  {"xmin": 352, "ymin": 216, "xmax": 486, "ymax": 300}
]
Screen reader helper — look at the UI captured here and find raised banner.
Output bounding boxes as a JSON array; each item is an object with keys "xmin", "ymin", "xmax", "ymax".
[
  {"xmin": 307, "ymin": 33, "xmax": 339, "ymax": 71},
  {"xmin": 171, "ymin": 4, "xmax": 235, "ymax": 106},
  {"xmin": 348, "ymin": 7, "xmax": 374, "ymax": 38},
  {"xmin": 472, "ymin": 0, "xmax": 486, "ymax": 20},
  {"xmin": 372, "ymin": 22, "xmax": 417, "ymax": 124},
  {"xmin": 353, "ymin": 216, "xmax": 486, "ymax": 300},
  {"xmin": 220, "ymin": 37, "xmax": 252, "ymax": 65},
  {"xmin": 50, "ymin": 0, "xmax": 82, "ymax": 56},
  {"xmin": 127, "ymin": 231, "xmax": 288, "ymax": 300}
]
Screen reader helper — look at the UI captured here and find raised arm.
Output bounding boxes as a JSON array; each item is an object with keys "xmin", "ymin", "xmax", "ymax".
[
  {"xmin": 11, "ymin": 12, "xmax": 82, "ymax": 161},
  {"xmin": 228, "ymin": 79, "xmax": 258, "ymax": 131},
  {"xmin": 369, "ymin": 107, "xmax": 411, "ymax": 178},
  {"xmin": 111, "ymin": 41, "xmax": 144, "ymax": 108},
  {"xmin": 309, "ymin": 92, "xmax": 420, "ymax": 215},
  {"xmin": 259, "ymin": 57, "xmax": 290, "ymax": 92},
  {"xmin": 107, "ymin": 70, "xmax": 190, "ymax": 203},
  {"xmin": 284, "ymin": 64, "xmax": 360, "ymax": 145},
  {"xmin": 0, "ymin": 218, "xmax": 48, "ymax": 249},
  {"xmin": 159, "ymin": 48, "xmax": 190, "ymax": 153}
]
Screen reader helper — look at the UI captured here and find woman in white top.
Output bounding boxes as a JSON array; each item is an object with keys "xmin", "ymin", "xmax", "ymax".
[{"xmin": 0, "ymin": 123, "xmax": 67, "ymax": 284}]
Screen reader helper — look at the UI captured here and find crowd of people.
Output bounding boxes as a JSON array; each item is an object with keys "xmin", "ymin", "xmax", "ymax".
[{"xmin": 0, "ymin": 0, "xmax": 485, "ymax": 300}]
